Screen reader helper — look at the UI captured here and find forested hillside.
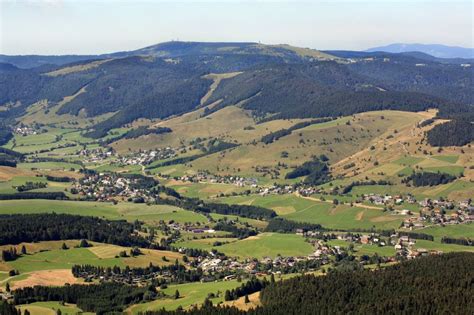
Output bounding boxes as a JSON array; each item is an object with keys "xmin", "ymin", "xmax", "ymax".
[
  {"xmin": 139, "ymin": 252, "xmax": 474, "ymax": 315},
  {"xmin": 1, "ymin": 41, "xmax": 472, "ymax": 140},
  {"xmin": 204, "ymin": 62, "xmax": 471, "ymax": 120}
]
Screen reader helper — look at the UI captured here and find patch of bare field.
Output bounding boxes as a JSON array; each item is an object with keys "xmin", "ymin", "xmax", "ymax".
[
  {"xmin": 44, "ymin": 59, "xmax": 112, "ymax": 77},
  {"xmin": 222, "ymin": 291, "xmax": 261, "ymax": 311},
  {"xmin": 370, "ymin": 215, "xmax": 401, "ymax": 223},
  {"xmin": 355, "ymin": 210, "xmax": 365, "ymax": 221},
  {"xmin": 200, "ymin": 72, "xmax": 242, "ymax": 105},
  {"xmin": 273, "ymin": 206, "xmax": 296, "ymax": 215},
  {"xmin": 11, "ymin": 269, "xmax": 79, "ymax": 290},
  {"xmin": 0, "ymin": 166, "xmax": 36, "ymax": 181},
  {"xmin": 240, "ymin": 235, "xmax": 262, "ymax": 242}
]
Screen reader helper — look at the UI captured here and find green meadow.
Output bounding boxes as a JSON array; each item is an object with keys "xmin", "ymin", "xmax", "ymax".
[
  {"xmin": 0, "ymin": 200, "xmax": 208, "ymax": 224},
  {"xmin": 7, "ymin": 247, "xmax": 124, "ymax": 273},
  {"xmin": 18, "ymin": 302, "xmax": 92, "ymax": 315},
  {"xmin": 216, "ymin": 194, "xmax": 404, "ymax": 230},
  {"xmin": 128, "ymin": 279, "xmax": 243, "ymax": 313}
]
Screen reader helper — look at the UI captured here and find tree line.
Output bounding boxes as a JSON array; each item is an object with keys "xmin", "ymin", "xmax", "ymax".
[
  {"xmin": 264, "ymin": 218, "xmax": 323, "ymax": 233},
  {"xmin": 0, "ymin": 191, "xmax": 68, "ymax": 200},
  {"xmin": 137, "ymin": 252, "xmax": 474, "ymax": 315},
  {"xmin": 260, "ymin": 118, "xmax": 333, "ymax": 144},
  {"xmin": 441, "ymin": 236, "xmax": 473, "ymax": 246},
  {"xmin": 285, "ymin": 156, "xmax": 331, "ymax": 185},
  {"xmin": 426, "ymin": 112, "xmax": 474, "ymax": 147},
  {"xmin": 12, "ymin": 282, "xmax": 158, "ymax": 315},
  {"xmin": 402, "ymin": 171, "xmax": 457, "ymax": 187},
  {"xmin": 157, "ymin": 193, "xmax": 276, "ymax": 221},
  {"xmin": 0, "ymin": 213, "xmax": 150, "ymax": 248}
]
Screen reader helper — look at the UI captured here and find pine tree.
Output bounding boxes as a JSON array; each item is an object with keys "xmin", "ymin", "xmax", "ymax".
[
  {"xmin": 224, "ymin": 290, "xmax": 231, "ymax": 301},
  {"xmin": 244, "ymin": 294, "xmax": 250, "ymax": 304},
  {"xmin": 20, "ymin": 245, "xmax": 27, "ymax": 255},
  {"xmin": 174, "ymin": 290, "xmax": 180, "ymax": 299}
]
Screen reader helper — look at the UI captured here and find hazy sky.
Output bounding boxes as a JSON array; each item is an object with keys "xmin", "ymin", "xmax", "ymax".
[{"xmin": 1, "ymin": 0, "xmax": 472, "ymax": 55}]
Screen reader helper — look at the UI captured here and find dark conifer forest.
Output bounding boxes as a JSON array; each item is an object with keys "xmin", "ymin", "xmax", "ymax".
[
  {"xmin": 136, "ymin": 252, "xmax": 474, "ymax": 315},
  {"xmin": 0, "ymin": 213, "xmax": 149, "ymax": 247}
]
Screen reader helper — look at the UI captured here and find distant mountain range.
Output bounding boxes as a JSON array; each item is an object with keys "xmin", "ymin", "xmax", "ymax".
[
  {"xmin": 1, "ymin": 41, "xmax": 472, "ymax": 138},
  {"xmin": 366, "ymin": 43, "xmax": 474, "ymax": 59},
  {"xmin": 0, "ymin": 41, "xmax": 336, "ymax": 69}
]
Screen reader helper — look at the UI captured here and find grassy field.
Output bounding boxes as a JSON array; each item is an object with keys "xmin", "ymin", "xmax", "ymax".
[
  {"xmin": 174, "ymin": 237, "xmax": 239, "ymax": 251},
  {"xmin": 18, "ymin": 302, "xmax": 92, "ymax": 315},
  {"xmin": 216, "ymin": 194, "xmax": 404, "ymax": 230},
  {"xmin": 165, "ymin": 180, "xmax": 250, "ymax": 200},
  {"xmin": 216, "ymin": 233, "xmax": 313, "ymax": 259},
  {"xmin": 128, "ymin": 279, "xmax": 244, "ymax": 313},
  {"xmin": 0, "ymin": 241, "xmax": 184, "ymax": 290},
  {"xmin": 0, "ymin": 199, "xmax": 208, "ymax": 224},
  {"xmin": 175, "ymin": 233, "xmax": 312, "ymax": 259},
  {"xmin": 418, "ymin": 223, "xmax": 474, "ymax": 241},
  {"xmin": 414, "ymin": 240, "xmax": 474, "ymax": 253},
  {"xmin": 7, "ymin": 247, "xmax": 124, "ymax": 273},
  {"xmin": 18, "ymin": 161, "xmax": 83, "ymax": 171}
]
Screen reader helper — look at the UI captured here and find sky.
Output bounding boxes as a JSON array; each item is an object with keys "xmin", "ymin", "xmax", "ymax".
[{"xmin": 1, "ymin": 0, "xmax": 472, "ymax": 55}]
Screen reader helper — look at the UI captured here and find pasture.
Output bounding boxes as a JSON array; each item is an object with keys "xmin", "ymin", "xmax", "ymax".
[
  {"xmin": 215, "ymin": 233, "xmax": 313, "ymax": 259},
  {"xmin": 18, "ymin": 302, "xmax": 92, "ymax": 315},
  {"xmin": 217, "ymin": 194, "xmax": 405, "ymax": 230},
  {"xmin": 0, "ymin": 241, "xmax": 184, "ymax": 290},
  {"xmin": 128, "ymin": 279, "xmax": 243, "ymax": 313},
  {"xmin": 0, "ymin": 200, "xmax": 209, "ymax": 224}
]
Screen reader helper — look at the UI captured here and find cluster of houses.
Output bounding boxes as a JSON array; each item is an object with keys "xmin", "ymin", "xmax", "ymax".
[
  {"xmin": 178, "ymin": 172, "xmax": 258, "ymax": 188},
  {"xmin": 361, "ymin": 193, "xmax": 417, "ymax": 206},
  {"xmin": 167, "ymin": 222, "xmax": 216, "ymax": 234},
  {"xmin": 78, "ymin": 147, "xmax": 115, "ymax": 163},
  {"xmin": 13, "ymin": 125, "xmax": 39, "ymax": 136},
  {"xmin": 118, "ymin": 148, "xmax": 176, "ymax": 166},
  {"xmin": 257, "ymin": 185, "xmax": 320, "ymax": 197},
  {"xmin": 72, "ymin": 173, "xmax": 155, "ymax": 202},
  {"xmin": 79, "ymin": 147, "xmax": 176, "ymax": 166},
  {"xmin": 403, "ymin": 198, "xmax": 474, "ymax": 229}
]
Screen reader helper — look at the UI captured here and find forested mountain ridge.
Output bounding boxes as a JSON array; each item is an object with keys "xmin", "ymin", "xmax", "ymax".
[
  {"xmin": 0, "ymin": 41, "xmax": 336, "ymax": 69},
  {"xmin": 1, "ymin": 41, "xmax": 472, "ymax": 139}
]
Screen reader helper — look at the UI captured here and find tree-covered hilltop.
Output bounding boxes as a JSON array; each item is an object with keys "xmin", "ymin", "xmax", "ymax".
[
  {"xmin": 427, "ymin": 116, "xmax": 474, "ymax": 147},
  {"xmin": 402, "ymin": 171, "xmax": 458, "ymax": 187},
  {"xmin": 285, "ymin": 156, "xmax": 331, "ymax": 185},
  {"xmin": 0, "ymin": 213, "xmax": 150, "ymax": 247},
  {"xmin": 205, "ymin": 61, "xmax": 471, "ymax": 120},
  {"xmin": 1, "ymin": 43, "xmax": 472, "ymax": 137},
  {"xmin": 0, "ymin": 122, "xmax": 13, "ymax": 146},
  {"xmin": 0, "ymin": 146, "xmax": 24, "ymax": 167},
  {"xmin": 137, "ymin": 252, "xmax": 474, "ymax": 315},
  {"xmin": 12, "ymin": 282, "xmax": 157, "ymax": 315}
]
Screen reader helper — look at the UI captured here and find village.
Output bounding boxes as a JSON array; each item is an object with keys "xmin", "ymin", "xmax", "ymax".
[
  {"xmin": 69, "ymin": 227, "xmax": 443, "ymax": 288},
  {"xmin": 71, "ymin": 172, "xmax": 159, "ymax": 203},
  {"xmin": 78, "ymin": 147, "xmax": 176, "ymax": 166},
  {"xmin": 176, "ymin": 171, "xmax": 258, "ymax": 188}
]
